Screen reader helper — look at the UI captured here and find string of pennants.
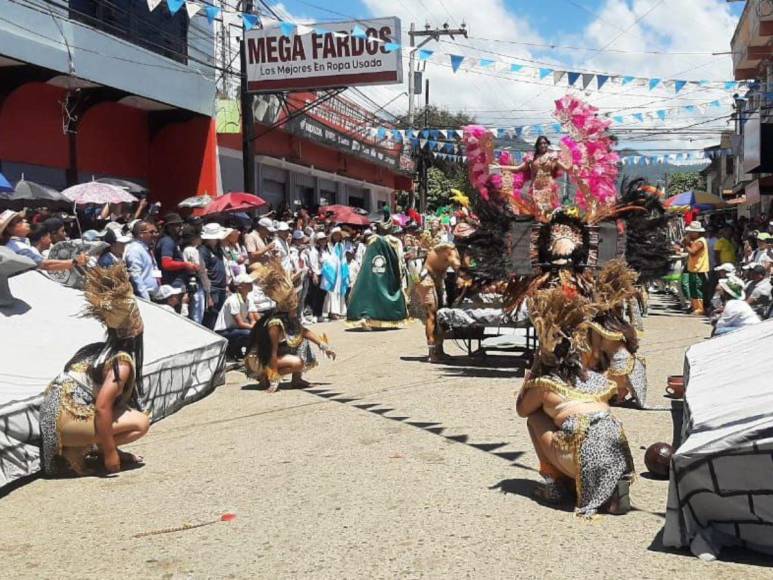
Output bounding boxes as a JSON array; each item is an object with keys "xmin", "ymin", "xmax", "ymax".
[
  {"xmin": 414, "ymin": 50, "xmax": 749, "ymax": 93},
  {"xmin": 369, "ymin": 96, "xmax": 732, "ymax": 145},
  {"xmin": 138, "ymin": 1, "xmax": 753, "ymax": 95},
  {"xmin": 425, "ymin": 149, "xmax": 715, "ymax": 166}
]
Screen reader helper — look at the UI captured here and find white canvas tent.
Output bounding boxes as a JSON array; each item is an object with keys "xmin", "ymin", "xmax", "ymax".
[
  {"xmin": 663, "ymin": 320, "xmax": 773, "ymax": 558},
  {"xmin": 0, "ymin": 271, "xmax": 227, "ymax": 489}
]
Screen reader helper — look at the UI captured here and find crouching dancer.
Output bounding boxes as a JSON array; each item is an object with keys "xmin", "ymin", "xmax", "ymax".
[
  {"xmin": 39, "ymin": 265, "xmax": 150, "ymax": 476},
  {"xmin": 244, "ymin": 259, "xmax": 336, "ymax": 392},
  {"xmin": 516, "ymin": 287, "xmax": 634, "ymax": 518}
]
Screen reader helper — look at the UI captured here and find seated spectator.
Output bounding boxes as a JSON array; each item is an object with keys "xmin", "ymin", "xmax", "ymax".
[
  {"xmin": 713, "ymin": 275, "xmax": 761, "ymax": 336},
  {"xmin": 214, "ymin": 273, "xmax": 260, "ymax": 359},
  {"xmin": 709, "ymin": 262, "xmax": 736, "ymax": 315},
  {"xmin": 153, "ymin": 284, "xmax": 184, "ymax": 313},
  {"xmin": 744, "ymin": 264, "xmax": 772, "ymax": 319},
  {"xmin": 753, "ymin": 232, "xmax": 773, "ymax": 271},
  {"xmin": 28, "ymin": 223, "xmax": 52, "ymax": 260},
  {"xmin": 97, "ymin": 229, "xmax": 132, "ymax": 268},
  {"xmin": 0, "ymin": 210, "xmax": 85, "ymax": 271}
]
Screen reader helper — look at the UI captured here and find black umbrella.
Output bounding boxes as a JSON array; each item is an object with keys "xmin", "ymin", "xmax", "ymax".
[
  {"xmin": 95, "ymin": 178, "xmax": 148, "ymax": 196},
  {"xmin": 0, "ymin": 179, "xmax": 69, "ymax": 208}
]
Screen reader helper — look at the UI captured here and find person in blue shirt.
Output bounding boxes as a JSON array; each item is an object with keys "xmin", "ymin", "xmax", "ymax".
[
  {"xmin": 124, "ymin": 220, "xmax": 160, "ymax": 300},
  {"xmin": 199, "ymin": 222, "xmax": 230, "ymax": 329},
  {"xmin": 0, "ymin": 210, "xmax": 85, "ymax": 272},
  {"xmin": 97, "ymin": 229, "xmax": 131, "ymax": 268},
  {"xmin": 155, "ymin": 213, "xmax": 197, "ymax": 290}
]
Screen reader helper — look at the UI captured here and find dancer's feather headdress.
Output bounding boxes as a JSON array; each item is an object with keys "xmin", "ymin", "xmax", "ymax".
[
  {"xmin": 82, "ymin": 264, "xmax": 143, "ymax": 339},
  {"xmin": 250, "ymin": 258, "xmax": 298, "ymax": 313},
  {"xmin": 593, "ymin": 259, "xmax": 639, "ymax": 313}
]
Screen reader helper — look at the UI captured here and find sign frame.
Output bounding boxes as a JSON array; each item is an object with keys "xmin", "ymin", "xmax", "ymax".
[{"xmin": 245, "ymin": 17, "xmax": 403, "ymax": 93}]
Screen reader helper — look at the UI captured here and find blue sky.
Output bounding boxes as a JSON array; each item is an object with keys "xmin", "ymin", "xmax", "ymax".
[
  {"xmin": 275, "ymin": 0, "xmax": 744, "ymax": 46},
  {"xmin": 266, "ymin": 1, "xmax": 747, "ymax": 151}
]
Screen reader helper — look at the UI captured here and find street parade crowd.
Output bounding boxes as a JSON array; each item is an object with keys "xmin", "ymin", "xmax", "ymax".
[{"xmin": 2, "ymin": 96, "xmax": 771, "ymax": 524}]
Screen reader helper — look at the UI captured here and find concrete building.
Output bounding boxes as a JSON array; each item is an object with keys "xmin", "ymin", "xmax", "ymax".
[
  {"xmin": 730, "ymin": 0, "xmax": 773, "ymax": 216},
  {"xmin": 0, "ymin": 0, "xmax": 218, "ymax": 205},
  {"xmin": 218, "ymin": 92, "xmax": 413, "ymax": 212}
]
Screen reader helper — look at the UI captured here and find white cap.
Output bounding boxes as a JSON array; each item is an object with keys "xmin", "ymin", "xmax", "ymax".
[
  {"xmin": 257, "ymin": 217, "xmax": 274, "ymax": 231},
  {"xmin": 104, "ymin": 222, "xmax": 123, "ymax": 232},
  {"xmin": 363, "ymin": 228, "xmax": 373, "ymax": 236},
  {"xmin": 276, "ymin": 221, "xmax": 290, "ymax": 232},
  {"xmin": 714, "ymin": 262, "xmax": 736, "ymax": 273},
  {"xmin": 235, "ymin": 273, "xmax": 254, "ymax": 286},
  {"xmin": 201, "ymin": 222, "xmax": 232, "ymax": 240},
  {"xmin": 330, "ymin": 226, "xmax": 342, "ymax": 235},
  {"xmin": 314, "ymin": 231, "xmax": 328, "ymax": 241},
  {"xmin": 155, "ymin": 284, "xmax": 184, "ymax": 301}
]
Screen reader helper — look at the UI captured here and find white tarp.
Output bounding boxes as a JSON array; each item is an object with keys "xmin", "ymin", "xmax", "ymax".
[
  {"xmin": 663, "ymin": 319, "xmax": 773, "ymax": 557},
  {"xmin": 0, "ymin": 271, "xmax": 227, "ymax": 489}
]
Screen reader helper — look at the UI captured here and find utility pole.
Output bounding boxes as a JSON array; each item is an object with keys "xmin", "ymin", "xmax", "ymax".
[
  {"xmin": 240, "ymin": 0, "xmax": 255, "ymax": 194},
  {"xmin": 419, "ymin": 78, "xmax": 430, "ymax": 213},
  {"xmin": 406, "ymin": 23, "xmax": 468, "ymax": 128}
]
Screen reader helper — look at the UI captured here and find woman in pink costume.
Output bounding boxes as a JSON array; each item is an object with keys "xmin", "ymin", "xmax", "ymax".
[{"xmin": 506, "ymin": 136, "xmax": 572, "ymax": 213}]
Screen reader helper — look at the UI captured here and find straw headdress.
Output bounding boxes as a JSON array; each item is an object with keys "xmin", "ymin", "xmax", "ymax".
[
  {"xmin": 250, "ymin": 258, "xmax": 298, "ymax": 313},
  {"xmin": 82, "ymin": 264, "xmax": 143, "ymax": 339}
]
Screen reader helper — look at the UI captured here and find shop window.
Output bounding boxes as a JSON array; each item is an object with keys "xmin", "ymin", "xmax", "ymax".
[
  {"xmin": 320, "ymin": 190, "xmax": 336, "ymax": 205},
  {"xmin": 69, "ymin": 0, "xmax": 188, "ymax": 64},
  {"xmin": 349, "ymin": 196, "xmax": 365, "ymax": 209},
  {"xmin": 296, "ymin": 185, "xmax": 315, "ymax": 209}
]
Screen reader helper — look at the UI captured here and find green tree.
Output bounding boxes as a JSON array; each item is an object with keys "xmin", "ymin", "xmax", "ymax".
[
  {"xmin": 666, "ymin": 171, "xmax": 706, "ymax": 196},
  {"xmin": 394, "ymin": 105, "xmax": 475, "ymax": 130}
]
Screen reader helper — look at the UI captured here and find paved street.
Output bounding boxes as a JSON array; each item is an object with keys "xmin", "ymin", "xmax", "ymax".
[{"xmin": 1, "ymin": 297, "xmax": 770, "ymax": 579}]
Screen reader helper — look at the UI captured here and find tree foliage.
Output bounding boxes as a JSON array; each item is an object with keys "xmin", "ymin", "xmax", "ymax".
[
  {"xmin": 667, "ymin": 171, "xmax": 706, "ymax": 196},
  {"xmin": 394, "ymin": 105, "xmax": 475, "ymax": 130}
]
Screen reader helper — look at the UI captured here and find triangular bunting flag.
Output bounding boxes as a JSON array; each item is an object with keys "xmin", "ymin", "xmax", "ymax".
[
  {"xmin": 147, "ymin": 0, "xmax": 162, "ymax": 10},
  {"xmin": 568, "ymin": 72, "xmax": 580, "ymax": 86},
  {"xmin": 657, "ymin": 110, "xmax": 667, "ymax": 121},
  {"xmin": 167, "ymin": 0, "xmax": 184, "ymax": 15},
  {"xmin": 539, "ymin": 68, "xmax": 552, "ymax": 80},
  {"xmin": 581, "ymin": 73, "xmax": 594, "ymax": 90},
  {"xmin": 633, "ymin": 113, "xmax": 644, "ymax": 122},
  {"xmin": 185, "ymin": 1, "xmax": 202, "ymax": 18},
  {"xmin": 418, "ymin": 49, "xmax": 433, "ymax": 62},
  {"xmin": 685, "ymin": 105, "xmax": 697, "ymax": 113},
  {"xmin": 439, "ymin": 130, "xmax": 448, "ymax": 139},
  {"xmin": 553, "ymin": 71, "xmax": 566, "ymax": 85},
  {"xmin": 450, "ymin": 54, "xmax": 464, "ymax": 73},
  {"xmin": 204, "ymin": 5, "xmax": 220, "ymax": 23},
  {"xmin": 596, "ymin": 75, "xmax": 609, "ymax": 90},
  {"xmin": 724, "ymin": 81, "xmax": 737, "ymax": 90},
  {"xmin": 710, "ymin": 100, "xmax": 721, "ymax": 108},
  {"xmin": 352, "ymin": 25, "xmax": 367, "ymax": 39},
  {"xmin": 612, "ymin": 116, "xmax": 624, "ymax": 124},
  {"xmin": 551, "ymin": 123, "xmax": 561, "ymax": 133},
  {"xmin": 479, "ymin": 59, "xmax": 495, "ymax": 68},
  {"xmin": 675, "ymin": 80, "xmax": 687, "ymax": 93},
  {"xmin": 510, "ymin": 64, "xmax": 523, "ymax": 73},
  {"xmin": 648, "ymin": 78, "xmax": 661, "ymax": 90},
  {"xmin": 279, "ymin": 22, "xmax": 296, "ymax": 36},
  {"xmin": 622, "ymin": 76, "xmax": 635, "ymax": 86},
  {"xmin": 243, "ymin": 14, "xmax": 259, "ymax": 30},
  {"xmin": 419, "ymin": 139, "xmax": 428, "ymax": 149}
]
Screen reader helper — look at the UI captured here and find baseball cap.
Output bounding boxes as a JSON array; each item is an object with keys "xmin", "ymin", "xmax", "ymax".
[
  {"xmin": 235, "ymin": 273, "xmax": 254, "ymax": 286},
  {"xmin": 103, "ymin": 229, "xmax": 132, "ymax": 245},
  {"xmin": 155, "ymin": 284, "xmax": 184, "ymax": 301},
  {"xmin": 292, "ymin": 230, "xmax": 305, "ymax": 240},
  {"xmin": 276, "ymin": 221, "xmax": 290, "ymax": 232},
  {"xmin": 257, "ymin": 217, "xmax": 274, "ymax": 231},
  {"xmin": 757, "ymin": 232, "xmax": 771, "ymax": 241}
]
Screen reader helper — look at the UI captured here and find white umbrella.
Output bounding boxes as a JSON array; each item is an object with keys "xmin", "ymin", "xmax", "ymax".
[
  {"xmin": 62, "ymin": 181, "xmax": 138, "ymax": 205},
  {"xmin": 178, "ymin": 194, "xmax": 212, "ymax": 209}
]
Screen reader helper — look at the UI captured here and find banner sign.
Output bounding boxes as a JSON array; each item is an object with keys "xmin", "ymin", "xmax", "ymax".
[{"xmin": 246, "ymin": 17, "xmax": 403, "ymax": 92}]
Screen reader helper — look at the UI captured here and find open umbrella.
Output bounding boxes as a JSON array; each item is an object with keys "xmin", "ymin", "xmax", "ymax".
[
  {"xmin": 95, "ymin": 177, "xmax": 148, "ymax": 196},
  {"xmin": 319, "ymin": 204, "xmax": 370, "ymax": 226},
  {"xmin": 664, "ymin": 190, "xmax": 723, "ymax": 211},
  {"xmin": 0, "ymin": 179, "xmax": 69, "ymax": 206},
  {"xmin": 62, "ymin": 181, "xmax": 138, "ymax": 205},
  {"xmin": 198, "ymin": 192, "xmax": 266, "ymax": 216},
  {"xmin": 178, "ymin": 194, "xmax": 213, "ymax": 209},
  {"xmin": 0, "ymin": 172, "xmax": 11, "ymax": 193}
]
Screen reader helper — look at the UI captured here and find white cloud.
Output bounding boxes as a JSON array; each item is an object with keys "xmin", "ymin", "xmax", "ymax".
[{"xmin": 261, "ymin": 0, "xmax": 741, "ymax": 150}]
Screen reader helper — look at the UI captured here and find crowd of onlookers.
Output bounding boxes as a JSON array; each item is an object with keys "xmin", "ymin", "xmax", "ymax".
[
  {"xmin": 675, "ymin": 212, "xmax": 773, "ymax": 337},
  {"xmin": 0, "ymin": 201, "xmax": 453, "ymax": 359}
]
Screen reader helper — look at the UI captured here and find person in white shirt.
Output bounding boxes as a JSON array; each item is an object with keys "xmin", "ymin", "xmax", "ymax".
[
  {"xmin": 305, "ymin": 231, "xmax": 327, "ymax": 321},
  {"xmin": 753, "ymin": 233, "xmax": 773, "ymax": 272},
  {"xmin": 273, "ymin": 221, "xmax": 293, "ymax": 272},
  {"xmin": 214, "ymin": 273, "xmax": 260, "ymax": 358},
  {"xmin": 713, "ymin": 275, "xmax": 761, "ymax": 336},
  {"xmin": 290, "ymin": 230, "xmax": 312, "ymax": 322}
]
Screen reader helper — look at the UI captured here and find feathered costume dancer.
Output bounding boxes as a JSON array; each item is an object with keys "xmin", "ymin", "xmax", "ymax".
[
  {"xmin": 517, "ymin": 287, "xmax": 635, "ymax": 518},
  {"xmin": 585, "ymin": 260, "xmax": 648, "ymax": 409},
  {"xmin": 39, "ymin": 265, "xmax": 149, "ymax": 476},
  {"xmin": 245, "ymin": 259, "xmax": 336, "ymax": 392}
]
